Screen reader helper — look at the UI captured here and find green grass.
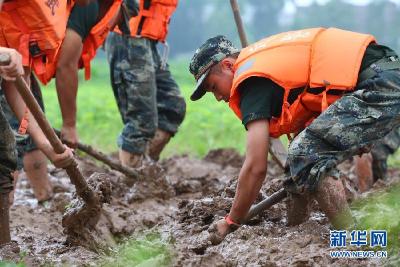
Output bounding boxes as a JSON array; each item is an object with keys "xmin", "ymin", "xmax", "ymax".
[
  {"xmin": 41, "ymin": 57, "xmax": 246, "ymax": 157},
  {"xmin": 351, "ymin": 184, "xmax": 400, "ymax": 255},
  {"xmin": 0, "ymin": 263, "xmax": 25, "ymax": 267},
  {"xmin": 41, "ymin": 59, "xmax": 123, "ymax": 153},
  {"xmin": 97, "ymin": 233, "xmax": 174, "ymax": 267}
]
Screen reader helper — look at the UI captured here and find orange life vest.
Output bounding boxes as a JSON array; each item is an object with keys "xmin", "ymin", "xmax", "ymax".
[
  {"xmin": 41, "ymin": 0, "xmax": 122, "ymax": 83},
  {"xmin": 80, "ymin": 0, "xmax": 122, "ymax": 80},
  {"xmin": 118, "ymin": 0, "xmax": 177, "ymax": 42},
  {"xmin": 229, "ymin": 28, "xmax": 375, "ymax": 138},
  {"xmin": 0, "ymin": 0, "xmax": 71, "ymax": 84}
]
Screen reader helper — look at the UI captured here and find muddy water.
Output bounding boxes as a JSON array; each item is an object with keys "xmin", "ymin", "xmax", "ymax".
[{"xmin": 0, "ymin": 150, "xmax": 397, "ymax": 266}]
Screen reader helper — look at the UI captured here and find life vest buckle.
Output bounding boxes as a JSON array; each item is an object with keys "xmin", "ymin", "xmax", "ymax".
[{"xmin": 29, "ymin": 41, "xmax": 44, "ymax": 57}]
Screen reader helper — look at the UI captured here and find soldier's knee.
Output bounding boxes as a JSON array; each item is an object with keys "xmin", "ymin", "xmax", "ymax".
[{"xmin": 175, "ymin": 96, "xmax": 186, "ymax": 124}]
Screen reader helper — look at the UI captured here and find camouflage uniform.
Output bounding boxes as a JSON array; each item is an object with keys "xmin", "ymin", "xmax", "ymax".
[
  {"xmin": 286, "ymin": 68, "xmax": 400, "ymax": 192},
  {"xmin": 104, "ymin": 32, "xmax": 186, "ymax": 154},
  {"xmin": 370, "ymin": 128, "xmax": 400, "ymax": 180},
  {"xmin": 189, "ymin": 36, "xmax": 400, "ymax": 194},
  {"xmin": 0, "ymin": 76, "xmax": 43, "ymax": 170},
  {"xmin": 0, "ymin": 88, "xmax": 17, "ymax": 194}
]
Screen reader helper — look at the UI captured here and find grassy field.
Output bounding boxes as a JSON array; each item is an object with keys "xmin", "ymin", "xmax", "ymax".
[
  {"xmin": 41, "ymin": 56, "xmax": 246, "ymax": 157},
  {"xmin": 97, "ymin": 233, "xmax": 174, "ymax": 267}
]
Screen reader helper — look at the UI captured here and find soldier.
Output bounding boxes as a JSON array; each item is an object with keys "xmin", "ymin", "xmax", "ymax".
[
  {"xmin": 0, "ymin": 1, "xmax": 100, "ymax": 204},
  {"xmin": 0, "ymin": 76, "xmax": 52, "ymax": 203},
  {"xmin": 0, "ymin": 46, "xmax": 73, "ymax": 245},
  {"xmin": 188, "ymin": 29, "xmax": 400, "ymax": 239},
  {"xmin": 105, "ymin": 0, "xmax": 186, "ymax": 168},
  {"xmin": 0, "ymin": 0, "xmax": 132, "ymax": 203}
]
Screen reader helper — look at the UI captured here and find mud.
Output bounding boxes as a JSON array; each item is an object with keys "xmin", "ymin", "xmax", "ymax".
[
  {"xmin": 0, "ymin": 149, "xmax": 398, "ymax": 266},
  {"xmin": 62, "ymin": 172, "xmax": 112, "ymax": 251}
]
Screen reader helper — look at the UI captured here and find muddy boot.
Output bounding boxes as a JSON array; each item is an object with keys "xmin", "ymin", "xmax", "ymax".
[
  {"xmin": 286, "ymin": 191, "xmax": 311, "ymax": 226},
  {"xmin": 354, "ymin": 153, "xmax": 373, "ymax": 192},
  {"xmin": 313, "ymin": 176, "xmax": 354, "ymax": 229},
  {"xmin": 119, "ymin": 149, "xmax": 144, "ymax": 168},
  {"xmin": 0, "ymin": 192, "xmax": 11, "ymax": 245},
  {"xmin": 147, "ymin": 129, "xmax": 172, "ymax": 161},
  {"xmin": 8, "ymin": 171, "xmax": 18, "ymax": 206},
  {"xmin": 24, "ymin": 150, "xmax": 53, "ymax": 202}
]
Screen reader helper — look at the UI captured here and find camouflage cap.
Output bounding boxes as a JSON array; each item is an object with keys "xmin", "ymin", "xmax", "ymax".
[{"xmin": 189, "ymin": 35, "xmax": 239, "ymax": 101}]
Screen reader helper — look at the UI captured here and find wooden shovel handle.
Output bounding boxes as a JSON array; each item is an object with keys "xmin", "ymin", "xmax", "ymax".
[
  {"xmin": 230, "ymin": 0, "xmax": 249, "ymax": 47},
  {"xmin": 0, "ymin": 54, "xmax": 64, "ymax": 153},
  {"xmin": 244, "ymin": 188, "xmax": 287, "ymax": 223},
  {"xmin": 54, "ymin": 129, "xmax": 144, "ymax": 181},
  {"xmin": 0, "ymin": 53, "xmax": 99, "ymax": 206}
]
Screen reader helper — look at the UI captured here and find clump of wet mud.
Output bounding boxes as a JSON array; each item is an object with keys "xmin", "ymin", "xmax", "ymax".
[
  {"xmin": 204, "ymin": 148, "xmax": 244, "ymax": 168},
  {"xmin": 2, "ymin": 149, "xmax": 398, "ymax": 266},
  {"xmin": 61, "ymin": 172, "xmax": 112, "ymax": 251}
]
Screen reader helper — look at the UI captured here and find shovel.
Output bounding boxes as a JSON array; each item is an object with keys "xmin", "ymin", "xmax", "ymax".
[
  {"xmin": 0, "ymin": 54, "xmax": 107, "ymax": 244},
  {"xmin": 53, "ymin": 128, "xmax": 144, "ymax": 182},
  {"xmin": 244, "ymin": 188, "xmax": 287, "ymax": 223}
]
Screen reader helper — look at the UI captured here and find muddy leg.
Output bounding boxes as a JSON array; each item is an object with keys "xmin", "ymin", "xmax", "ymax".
[
  {"xmin": 8, "ymin": 171, "xmax": 18, "ymax": 205},
  {"xmin": 313, "ymin": 176, "xmax": 354, "ymax": 229},
  {"xmin": 0, "ymin": 191, "xmax": 11, "ymax": 245},
  {"xmin": 23, "ymin": 150, "xmax": 53, "ymax": 202},
  {"xmin": 286, "ymin": 192, "xmax": 311, "ymax": 226},
  {"xmin": 147, "ymin": 129, "xmax": 171, "ymax": 161},
  {"xmin": 119, "ymin": 149, "xmax": 144, "ymax": 168},
  {"xmin": 354, "ymin": 153, "xmax": 373, "ymax": 192}
]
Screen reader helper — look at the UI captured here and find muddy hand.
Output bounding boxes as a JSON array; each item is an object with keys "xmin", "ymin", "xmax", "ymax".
[
  {"xmin": 61, "ymin": 125, "xmax": 79, "ymax": 149},
  {"xmin": 0, "ymin": 48, "xmax": 24, "ymax": 80},
  {"xmin": 208, "ymin": 218, "xmax": 235, "ymax": 245},
  {"xmin": 44, "ymin": 144, "xmax": 74, "ymax": 168}
]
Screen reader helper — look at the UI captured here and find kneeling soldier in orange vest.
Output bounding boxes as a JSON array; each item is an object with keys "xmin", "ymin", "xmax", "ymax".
[{"xmin": 189, "ymin": 28, "xmax": 400, "ymax": 239}]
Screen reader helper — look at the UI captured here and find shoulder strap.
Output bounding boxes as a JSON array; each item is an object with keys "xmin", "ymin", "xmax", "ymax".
[{"xmin": 136, "ymin": 0, "xmax": 151, "ymax": 36}]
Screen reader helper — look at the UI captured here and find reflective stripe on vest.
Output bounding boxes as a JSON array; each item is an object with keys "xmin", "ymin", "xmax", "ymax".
[{"xmin": 229, "ymin": 27, "xmax": 375, "ymax": 138}]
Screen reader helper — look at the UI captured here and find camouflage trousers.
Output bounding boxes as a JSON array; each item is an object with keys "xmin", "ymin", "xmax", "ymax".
[
  {"xmin": 105, "ymin": 33, "xmax": 186, "ymax": 154},
  {"xmin": 371, "ymin": 127, "xmax": 400, "ymax": 180},
  {"xmin": 0, "ymin": 76, "xmax": 43, "ymax": 170},
  {"xmin": 0, "ymin": 90, "xmax": 17, "ymax": 194},
  {"xmin": 286, "ymin": 68, "xmax": 400, "ymax": 193}
]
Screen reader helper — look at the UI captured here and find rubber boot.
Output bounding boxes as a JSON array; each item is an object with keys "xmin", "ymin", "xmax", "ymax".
[
  {"xmin": 147, "ymin": 129, "xmax": 172, "ymax": 161},
  {"xmin": 286, "ymin": 191, "xmax": 311, "ymax": 226},
  {"xmin": 354, "ymin": 153, "xmax": 373, "ymax": 192},
  {"xmin": 313, "ymin": 176, "xmax": 354, "ymax": 229},
  {"xmin": 0, "ymin": 192, "xmax": 11, "ymax": 245},
  {"xmin": 119, "ymin": 149, "xmax": 144, "ymax": 168},
  {"xmin": 24, "ymin": 150, "xmax": 53, "ymax": 202}
]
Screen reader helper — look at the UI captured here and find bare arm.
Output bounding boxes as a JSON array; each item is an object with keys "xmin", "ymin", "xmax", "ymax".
[
  {"xmin": 0, "ymin": 48, "xmax": 73, "ymax": 167},
  {"xmin": 0, "ymin": 47, "xmax": 23, "ymax": 80},
  {"xmin": 229, "ymin": 119, "xmax": 270, "ymax": 223},
  {"xmin": 55, "ymin": 29, "xmax": 83, "ymax": 147},
  {"xmin": 2, "ymin": 77, "xmax": 73, "ymax": 168}
]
